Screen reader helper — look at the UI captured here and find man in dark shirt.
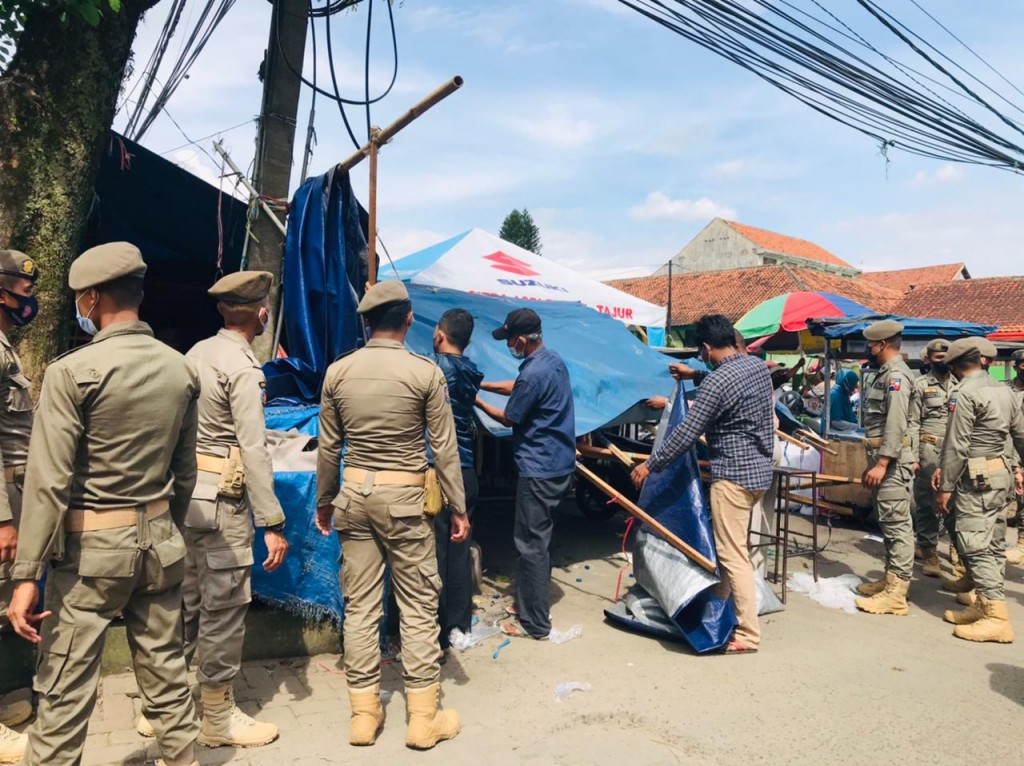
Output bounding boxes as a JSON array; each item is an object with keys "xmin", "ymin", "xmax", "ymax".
[
  {"xmin": 632, "ymin": 314, "xmax": 774, "ymax": 653},
  {"xmin": 476, "ymin": 309, "xmax": 575, "ymax": 639},
  {"xmin": 432, "ymin": 309, "xmax": 484, "ymax": 646}
]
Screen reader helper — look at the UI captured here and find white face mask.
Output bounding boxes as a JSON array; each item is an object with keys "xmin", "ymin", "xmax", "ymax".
[{"xmin": 75, "ymin": 292, "xmax": 98, "ymax": 336}]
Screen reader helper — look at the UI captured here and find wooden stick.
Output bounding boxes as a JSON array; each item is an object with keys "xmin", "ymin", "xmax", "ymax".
[
  {"xmin": 796, "ymin": 430, "xmax": 839, "ymax": 455},
  {"xmin": 606, "ymin": 442, "xmax": 635, "ymax": 469},
  {"xmin": 575, "ymin": 460, "xmax": 716, "ymax": 574},
  {"xmin": 367, "ymin": 129, "xmax": 380, "ymax": 286},
  {"xmin": 783, "ymin": 492, "xmax": 855, "ymax": 516},
  {"xmin": 776, "ymin": 430, "xmax": 810, "ymax": 451},
  {"xmin": 577, "ymin": 444, "xmax": 648, "ymax": 464}
]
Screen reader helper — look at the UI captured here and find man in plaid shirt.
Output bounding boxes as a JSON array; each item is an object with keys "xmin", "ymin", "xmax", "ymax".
[{"xmin": 632, "ymin": 314, "xmax": 774, "ymax": 653}]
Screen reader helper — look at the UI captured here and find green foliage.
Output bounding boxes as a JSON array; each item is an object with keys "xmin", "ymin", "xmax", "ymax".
[
  {"xmin": 499, "ymin": 208, "xmax": 543, "ymax": 255},
  {"xmin": 1, "ymin": 0, "xmax": 121, "ymax": 67}
]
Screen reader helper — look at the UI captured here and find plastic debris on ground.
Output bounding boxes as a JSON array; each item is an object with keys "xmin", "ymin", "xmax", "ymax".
[
  {"xmin": 492, "ymin": 638, "xmax": 511, "ymax": 659},
  {"xmin": 863, "ymin": 534, "xmax": 884, "ymax": 543},
  {"xmin": 448, "ymin": 624, "xmax": 501, "ymax": 652},
  {"xmin": 553, "ymin": 682, "xmax": 593, "ymax": 703},
  {"xmin": 548, "ymin": 624, "xmax": 583, "ymax": 644},
  {"xmin": 788, "ymin": 573, "xmax": 862, "ymax": 614}
]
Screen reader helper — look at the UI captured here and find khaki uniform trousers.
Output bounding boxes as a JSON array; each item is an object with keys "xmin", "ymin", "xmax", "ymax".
[
  {"xmin": 709, "ymin": 480, "xmax": 765, "ymax": 649},
  {"xmin": 954, "ymin": 470, "xmax": 1011, "ymax": 601},
  {"xmin": 868, "ymin": 449, "xmax": 915, "ymax": 581},
  {"xmin": 333, "ymin": 482, "xmax": 441, "ymax": 690},
  {"xmin": 912, "ymin": 441, "xmax": 942, "ymax": 549},
  {"xmin": 182, "ymin": 486, "xmax": 255, "ymax": 686},
  {"xmin": 25, "ymin": 517, "xmax": 198, "ymax": 766},
  {"xmin": 0, "ymin": 473, "xmax": 24, "ymax": 629}
]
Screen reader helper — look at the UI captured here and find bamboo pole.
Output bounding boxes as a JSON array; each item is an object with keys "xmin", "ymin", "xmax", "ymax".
[
  {"xmin": 784, "ymin": 492, "xmax": 855, "ymax": 516},
  {"xmin": 606, "ymin": 442, "xmax": 635, "ymax": 468},
  {"xmin": 776, "ymin": 430, "xmax": 810, "ymax": 451},
  {"xmin": 575, "ymin": 460, "xmax": 716, "ymax": 574},
  {"xmin": 336, "ymin": 77, "xmax": 464, "ymax": 173},
  {"xmin": 367, "ymin": 129, "xmax": 380, "ymax": 286},
  {"xmin": 213, "ymin": 141, "xmax": 287, "ymax": 237}
]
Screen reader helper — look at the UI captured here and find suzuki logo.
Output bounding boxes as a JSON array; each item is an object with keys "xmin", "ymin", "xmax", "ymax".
[{"xmin": 483, "ymin": 251, "xmax": 539, "ymax": 276}]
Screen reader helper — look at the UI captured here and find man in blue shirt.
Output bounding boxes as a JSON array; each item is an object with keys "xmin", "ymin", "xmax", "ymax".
[
  {"xmin": 432, "ymin": 309, "xmax": 484, "ymax": 647},
  {"xmin": 476, "ymin": 309, "xmax": 575, "ymax": 639}
]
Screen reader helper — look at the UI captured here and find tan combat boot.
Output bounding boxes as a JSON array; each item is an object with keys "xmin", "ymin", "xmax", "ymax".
[
  {"xmin": 348, "ymin": 684, "xmax": 385, "ymax": 746},
  {"xmin": 949, "ymin": 544, "xmax": 965, "ymax": 577},
  {"xmin": 404, "ymin": 683, "xmax": 460, "ymax": 750},
  {"xmin": 944, "ymin": 596, "xmax": 985, "ymax": 625},
  {"xmin": 854, "ymin": 572, "xmax": 910, "ymax": 616},
  {"xmin": 1006, "ymin": 537, "xmax": 1024, "ymax": 566},
  {"xmin": 953, "ymin": 598, "xmax": 1014, "ymax": 643},
  {"xmin": 914, "ymin": 545, "xmax": 924, "ymax": 562},
  {"xmin": 920, "ymin": 547, "xmax": 942, "ymax": 578},
  {"xmin": 197, "ymin": 683, "xmax": 279, "ymax": 748},
  {"xmin": 0, "ymin": 699, "xmax": 31, "ymax": 729},
  {"xmin": 941, "ymin": 572, "xmax": 974, "ymax": 594},
  {"xmin": 856, "ymin": 577, "xmax": 887, "ymax": 596},
  {"xmin": 0, "ymin": 723, "xmax": 26, "ymax": 765},
  {"xmin": 956, "ymin": 590, "xmax": 977, "ymax": 606},
  {"xmin": 137, "ymin": 715, "xmax": 155, "ymax": 737}
]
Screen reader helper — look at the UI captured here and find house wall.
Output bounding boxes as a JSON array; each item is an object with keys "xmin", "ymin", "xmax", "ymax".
[{"xmin": 653, "ymin": 219, "xmax": 762, "ymax": 275}]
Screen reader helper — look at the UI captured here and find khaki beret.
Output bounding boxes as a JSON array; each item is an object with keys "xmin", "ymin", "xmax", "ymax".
[
  {"xmin": 945, "ymin": 337, "xmax": 983, "ymax": 366},
  {"xmin": 357, "ymin": 280, "xmax": 409, "ymax": 315},
  {"xmin": 0, "ymin": 250, "xmax": 39, "ymax": 282},
  {"xmin": 69, "ymin": 242, "xmax": 146, "ymax": 291},
  {"xmin": 863, "ymin": 319, "xmax": 904, "ymax": 341},
  {"xmin": 924, "ymin": 338, "xmax": 950, "ymax": 354},
  {"xmin": 977, "ymin": 337, "xmax": 998, "ymax": 358},
  {"xmin": 1011, "ymin": 349, "xmax": 1024, "ymax": 363},
  {"xmin": 209, "ymin": 271, "xmax": 273, "ymax": 304}
]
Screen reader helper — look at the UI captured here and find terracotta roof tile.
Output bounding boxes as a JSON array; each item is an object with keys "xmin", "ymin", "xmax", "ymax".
[
  {"xmin": 723, "ymin": 220, "xmax": 854, "ymax": 271},
  {"xmin": 893, "ymin": 277, "xmax": 1024, "ymax": 332},
  {"xmin": 608, "ymin": 265, "xmax": 900, "ymax": 326},
  {"xmin": 860, "ymin": 263, "xmax": 966, "ymax": 292}
]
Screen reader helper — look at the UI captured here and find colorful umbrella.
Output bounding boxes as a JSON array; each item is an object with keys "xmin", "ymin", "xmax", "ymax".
[{"xmin": 736, "ymin": 291, "xmax": 871, "ymax": 340}]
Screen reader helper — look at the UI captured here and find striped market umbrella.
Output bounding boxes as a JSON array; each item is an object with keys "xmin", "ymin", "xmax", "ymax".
[{"xmin": 737, "ymin": 291, "xmax": 871, "ymax": 340}]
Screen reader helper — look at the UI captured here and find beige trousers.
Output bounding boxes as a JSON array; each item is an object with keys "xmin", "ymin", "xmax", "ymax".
[{"xmin": 710, "ymin": 480, "xmax": 765, "ymax": 649}]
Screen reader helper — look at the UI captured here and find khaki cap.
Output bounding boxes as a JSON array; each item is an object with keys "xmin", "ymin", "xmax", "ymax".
[
  {"xmin": 863, "ymin": 319, "xmax": 903, "ymax": 341},
  {"xmin": 0, "ymin": 250, "xmax": 39, "ymax": 282},
  {"xmin": 924, "ymin": 338, "xmax": 950, "ymax": 354},
  {"xmin": 977, "ymin": 337, "xmax": 998, "ymax": 358},
  {"xmin": 945, "ymin": 337, "xmax": 983, "ymax": 366},
  {"xmin": 208, "ymin": 271, "xmax": 273, "ymax": 304},
  {"xmin": 357, "ymin": 280, "xmax": 409, "ymax": 315},
  {"xmin": 69, "ymin": 242, "xmax": 146, "ymax": 290}
]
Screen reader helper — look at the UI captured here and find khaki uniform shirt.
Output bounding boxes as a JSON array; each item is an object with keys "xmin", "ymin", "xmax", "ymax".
[
  {"xmin": 12, "ymin": 322, "xmax": 200, "ymax": 580},
  {"xmin": 939, "ymin": 370, "xmax": 1024, "ymax": 492},
  {"xmin": 0, "ymin": 329, "xmax": 33, "ymax": 523},
  {"xmin": 186, "ymin": 329, "xmax": 284, "ymax": 527},
  {"xmin": 907, "ymin": 372, "xmax": 953, "ymax": 462},
  {"xmin": 862, "ymin": 356, "xmax": 914, "ymax": 461},
  {"xmin": 316, "ymin": 338, "xmax": 466, "ymax": 514}
]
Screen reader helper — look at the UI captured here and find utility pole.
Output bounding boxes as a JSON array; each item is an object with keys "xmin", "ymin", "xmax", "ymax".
[
  {"xmin": 665, "ymin": 260, "xmax": 673, "ymax": 347},
  {"xmin": 249, "ymin": 0, "xmax": 308, "ymax": 361}
]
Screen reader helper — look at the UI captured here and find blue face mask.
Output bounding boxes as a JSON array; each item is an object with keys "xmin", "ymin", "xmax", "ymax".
[
  {"xmin": 1, "ymin": 291, "xmax": 38, "ymax": 327},
  {"xmin": 509, "ymin": 338, "xmax": 526, "ymax": 360},
  {"xmin": 75, "ymin": 293, "xmax": 98, "ymax": 336}
]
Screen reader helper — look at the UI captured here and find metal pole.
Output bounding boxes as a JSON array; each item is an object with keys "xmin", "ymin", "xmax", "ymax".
[
  {"xmin": 367, "ymin": 129, "xmax": 380, "ymax": 286},
  {"xmin": 665, "ymin": 260, "xmax": 673, "ymax": 346},
  {"xmin": 821, "ymin": 345, "xmax": 831, "ymax": 438}
]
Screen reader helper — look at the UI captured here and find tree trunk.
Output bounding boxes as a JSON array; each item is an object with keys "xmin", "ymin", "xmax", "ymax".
[{"xmin": 0, "ymin": 1, "xmax": 158, "ymax": 385}]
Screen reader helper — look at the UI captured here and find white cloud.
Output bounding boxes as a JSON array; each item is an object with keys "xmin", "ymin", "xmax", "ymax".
[
  {"xmin": 405, "ymin": 4, "xmax": 561, "ymax": 55},
  {"xmin": 505, "ymin": 105, "xmax": 605, "ymax": 149},
  {"xmin": 907, "ymin": 163, "xmax": 966, "ymax": 188},
  {"xmin": 710, "ymin": 159, "xmax": 745, "ymax": 177},
  {"xmin": 560, "ymin": 0, "xmax": 631, "ymax": 15},
  {"xmin": 629, "ymin": 192, "xmax": 737, "ymax": 222}
]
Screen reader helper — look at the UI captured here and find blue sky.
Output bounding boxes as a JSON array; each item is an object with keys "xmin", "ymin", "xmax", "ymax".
[{"xmin": 117, "ymin": 0, "xmax": 1024, "ymax": 279}]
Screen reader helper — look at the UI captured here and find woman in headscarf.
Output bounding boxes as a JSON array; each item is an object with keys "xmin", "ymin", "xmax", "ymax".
[{"xmin": 829, "ymin": 368, "xmax": 860, "ymax": 425}]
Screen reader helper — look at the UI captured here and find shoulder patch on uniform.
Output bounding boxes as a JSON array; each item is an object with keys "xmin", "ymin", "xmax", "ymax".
[
  {"xmin": 948, "ymin": 397, "xmax": 957, "ymax": 413},
  {"xmin": 442, "ymin": 379, "xmax": 451, "ymax": 404},
  {"xmin": 889, "ymin": 377, "xmax": 902, "ymax": 392},
  {"xmin": 260, "ymin": 380, "xmax": 267, "ymax": 406}
]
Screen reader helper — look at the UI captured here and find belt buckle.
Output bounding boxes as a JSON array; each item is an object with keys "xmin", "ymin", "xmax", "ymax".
[{"xmin": 359, "ymin": 471, "xmax": 375, "ymax": 497}]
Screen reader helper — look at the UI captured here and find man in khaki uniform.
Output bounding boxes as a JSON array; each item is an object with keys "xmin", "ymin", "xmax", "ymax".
[
  {"xmin": 937, "ymin": 338, "xmax": 1024, "ymax": 642},
  {"xmin": 1006, "ymin": 349, "xmax": 1024, "ymax": 565},
  {"xmin": 907, "ymin": 339, "xmax": 952, "ymax": 578},
  {"xmin": 0, "ymin": 250, "xmax": 41, "ymax": 761},
  {"xmin": 6, "ymin": 243, "xmax": 200, "ymax": 766},
  {"xmin": 316, "ymin": 280, "xmax": 468, "ymax": 750},
  {"xmin": 137, "ymin": 271, "xmax": 288, "ymax": 747},
  {"xmin": 855, "ymin": 320, "xmax": 915, "ymax": 616}
]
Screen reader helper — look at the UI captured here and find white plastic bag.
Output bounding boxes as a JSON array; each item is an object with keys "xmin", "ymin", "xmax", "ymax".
[
  {"xmin": 553, "ymin": 682, "xmax": 592, "ymax": 703},
  {"xmin": 448, "ymin": 624, "xmax": 501, "ymax": 651},
  {"xmin": 788, "ymin": 572, "xmax": 862, "ymax": 613},
  {"xmin": 548, "ymin": 624, "xmax": 583, "ymax": 644}
]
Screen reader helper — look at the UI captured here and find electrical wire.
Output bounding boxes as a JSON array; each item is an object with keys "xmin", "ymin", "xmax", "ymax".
[{"xmin": 157, "ymin": 117, "xmax": 258, "ymax": 156}]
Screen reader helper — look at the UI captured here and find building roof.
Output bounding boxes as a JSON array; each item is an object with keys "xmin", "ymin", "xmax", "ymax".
[
  {"xmin": 608, "ymin": 264, "xmax": 900, "ymax": 327},
  {"xmin": 893, "ymin": 276, "xmax": 1024, "ymax": 336},
  {"xmin": 722, "ymin": 219, "xmax": 855, "ymax": 271},
  {"xmin": 860, "ymin": 262, "xmax": 967, "ymax": 292}
]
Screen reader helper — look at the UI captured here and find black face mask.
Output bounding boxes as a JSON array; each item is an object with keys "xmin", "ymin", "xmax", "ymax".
[
  {"xmin": 0, "ymin": 291, "xmax": 38, "ymax": 327},
  {"xmin": 931, "ymin": 362, "xmax": 949, "ymax": 375}
]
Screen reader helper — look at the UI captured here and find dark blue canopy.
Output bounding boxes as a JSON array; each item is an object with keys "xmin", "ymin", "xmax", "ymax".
[{"xmin": 809, "ymin": 315, "xmax": 997, "ymax": 339}]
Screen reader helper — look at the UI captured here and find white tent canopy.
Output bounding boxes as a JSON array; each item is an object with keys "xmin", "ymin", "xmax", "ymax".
[{"xmin": 390, "ymin": 228, "xmax": 665, "ymax": 327}]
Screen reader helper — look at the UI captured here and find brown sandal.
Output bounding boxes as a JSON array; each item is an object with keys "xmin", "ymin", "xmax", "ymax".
[{"xmin": 724, "ymin": 641, "xmax": 758, "ymax": 654}]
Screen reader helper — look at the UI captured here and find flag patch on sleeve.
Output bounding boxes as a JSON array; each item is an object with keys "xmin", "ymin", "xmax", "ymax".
[
  {"xmin": 889, "ymin": 377, "xmax": 902, "ymax": 392},
  {"xmin": 948, "ymin": 397, "xmax": 957, "ymax": 413}
]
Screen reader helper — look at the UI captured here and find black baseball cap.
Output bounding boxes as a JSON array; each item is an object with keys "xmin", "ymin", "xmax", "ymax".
[{"xmin": 492, "ymin": 308, "xmax": 542, "ymax": 340}]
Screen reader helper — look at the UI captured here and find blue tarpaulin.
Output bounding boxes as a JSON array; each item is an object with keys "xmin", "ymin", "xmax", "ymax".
[
  {"xmin": 631, "ymin": 383, "xmax": 737, "ymax": 653},
  {"xmin": 809, "ymin": 315, "xmax": 997, "ymax": 338}
]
